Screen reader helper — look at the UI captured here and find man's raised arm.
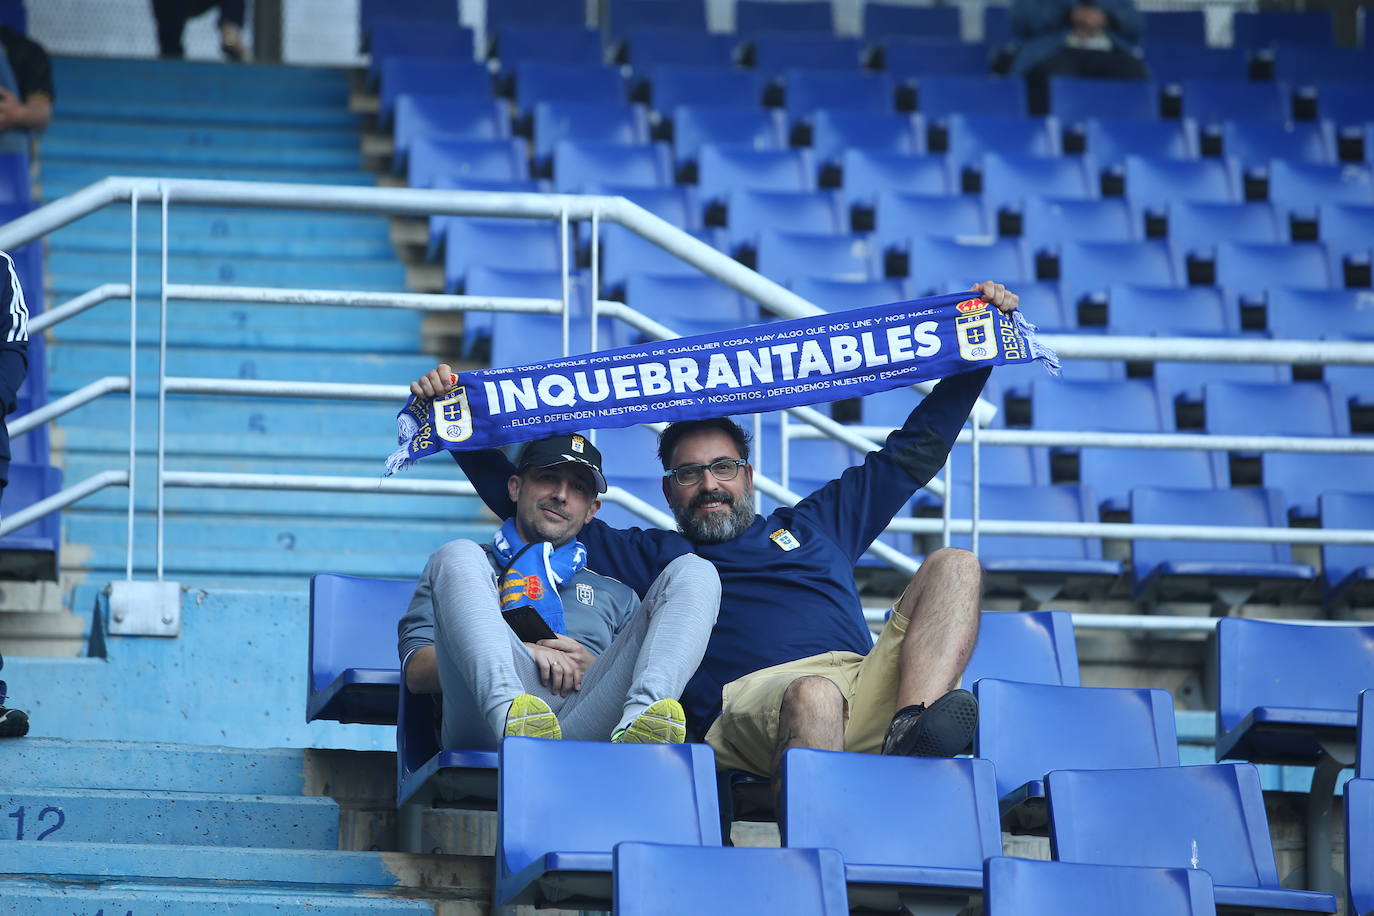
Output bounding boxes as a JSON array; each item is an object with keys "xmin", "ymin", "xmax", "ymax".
[{"xmin": 411, "ymin": 364, "xmax": 516, "ymax": 518}]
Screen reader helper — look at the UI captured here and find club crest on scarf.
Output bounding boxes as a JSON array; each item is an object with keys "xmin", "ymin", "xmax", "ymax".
[
  {"xmin": 435, "ymin": 387, "xmax": 473, "ymax": 443},
  {"xmin": 490, "ymin": 518, "xmax": 586, "ymax": 636}
]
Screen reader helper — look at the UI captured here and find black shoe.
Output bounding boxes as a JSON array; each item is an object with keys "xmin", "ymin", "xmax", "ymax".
[
  {"xmin": 881, "ymin": 689, "xmax": 978, "ymax": 757},
  {"xmin": 0, "ymin": 705, "xmax": 28, "ymax": 737}
]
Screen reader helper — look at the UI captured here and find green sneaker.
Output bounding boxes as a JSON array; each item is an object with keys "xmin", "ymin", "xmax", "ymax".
[
  {"xmin": 611, "ymin": 698, "xmax": 686, "ymax": 744},
  {"xmin": 504, "ymin": 694, "xmax": 561, "ymax": 740}
]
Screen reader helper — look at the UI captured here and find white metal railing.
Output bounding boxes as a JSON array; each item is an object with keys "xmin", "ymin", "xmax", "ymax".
[{"xmin": 3, "ymin": 178, "xmax": 1373, "ymax": 617}]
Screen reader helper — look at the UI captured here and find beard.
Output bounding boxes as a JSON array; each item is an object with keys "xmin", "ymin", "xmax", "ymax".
[{"xmin": 672, "ymin": 487, "xmax": 757, "ymax": 545}]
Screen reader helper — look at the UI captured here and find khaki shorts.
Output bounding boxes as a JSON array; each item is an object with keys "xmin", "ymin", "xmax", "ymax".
[{"xmin": 704, "ymin": 610, "xmax": 908, "ymax": 776}]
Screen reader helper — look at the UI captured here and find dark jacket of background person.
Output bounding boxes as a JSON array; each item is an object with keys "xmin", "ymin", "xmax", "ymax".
[
  {"xmin": 0, "ymin": 25, "xmax": 53, "ymax": 153},
  {"xmin": 0, "ymin": 249, "xmax": 29, "ymax": 493},
  {"xmin": 1008, "ymin": 0, "xmax": 1144, "ymax": 76}
]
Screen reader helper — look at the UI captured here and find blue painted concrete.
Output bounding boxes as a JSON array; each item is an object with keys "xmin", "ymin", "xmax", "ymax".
[
  {"xmin": 50, "ymin": 101, "xmax": 360, "ymax": 128},
  {"xmin": 41, "ymin": 141, "xmax": 363, "ymax": 171},
  {"xmin": 0, "ymin": 739, "xmax": 309, "ymax": 795},
  {"xmin": 57, "ymin": 209, "xmax": 393, "ymax": 239},
  {"xmin": 47, "ymin": 346, "xmax": 431, "ymax": 387},
  {"xmin": 45, "ymin": 121, "xmax": 361, "ymax": 150},
  {"xmin": 0, "ymin": 788, "xmax": 338, "ymax": 847},
  {"xmin": 49, "ymin": 231, "xmax": 394, "ymax": 259},
  {"xmin": 0, "ymin": 884, "xmax": 435, "ymax": 914},
  {"xmin": 47, "ymin": 252, "xmax": 405, "ymax": 287},
  {"xmin": 53, "ymin": 56, "xmax": 349, "ymax": 87}
]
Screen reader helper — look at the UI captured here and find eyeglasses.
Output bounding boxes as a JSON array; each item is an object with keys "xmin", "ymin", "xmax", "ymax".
[{"xmin": 663, "ymin": 458, "xmax": 748, "ymax": 487}]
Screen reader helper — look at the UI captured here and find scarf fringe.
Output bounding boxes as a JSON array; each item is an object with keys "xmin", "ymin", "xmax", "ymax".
[{"xmin": 1012, "ymin": 309, "xmax": 1062, "ymax": 377}]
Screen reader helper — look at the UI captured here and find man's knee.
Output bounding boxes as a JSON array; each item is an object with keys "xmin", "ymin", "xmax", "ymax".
[
  {"xmin": 432, "ymin": 538, "xmax": 485, "ymax": 568},
  {"xmin": 780, "ymin": 675, "xmax": 845, "ymax": 721},
  {"xmin": 922, "ymin": 547, "xmax": 981, "ymax": 584}
]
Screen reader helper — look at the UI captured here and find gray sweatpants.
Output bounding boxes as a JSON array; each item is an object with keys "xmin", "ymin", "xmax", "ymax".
[{"xmin": 424, "ymin": 540, "xmax": 720, "ymax": 749}]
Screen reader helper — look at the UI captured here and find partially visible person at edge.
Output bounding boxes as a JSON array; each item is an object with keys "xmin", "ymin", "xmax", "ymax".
[
  {"xmin": 1006, "ymin": 0, "xmax": 1148, "ymax": 114},
  {"xmin": 151, "ymin": 0, "xmax": 249, "ymax": 62},
  {"xmin": 0, "ymin": 24, "xmax": 53, "ymax": 154},
  {"xmin": 409, "ymin": 282, "xmax": 1019, "ymax": 788},
  {"xmin": 0, "ymin": 248, "xmax": 31, "ymax": 738},
  {"xmin": 398, "ymin": 433, "xmax": 721, "ymax": 749}
]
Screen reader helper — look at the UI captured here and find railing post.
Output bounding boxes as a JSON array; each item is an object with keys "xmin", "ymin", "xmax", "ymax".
[
  {"xmin": 559, "ymin": 205, "xmax": 570, "ymax": 357},
  {"xmin": 970, "ymin": 418, "xmax": 981, "ymax": 558},
  {"xmin": 125, "ymin": 196, "xmax": 138, "ymax": 581},
  {"xmin": 156, "ymin": 185, "xmax": 170, "ymax": 581}
]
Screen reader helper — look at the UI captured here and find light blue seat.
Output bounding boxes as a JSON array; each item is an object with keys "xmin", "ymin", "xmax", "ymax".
[
  {"xmin": 697, "ymin": 144, "xmax": 815, "ymax": 206},
  {"xmin": 1167, "ymin": 201, "xmax": 1282, "ymax": 279},
  {"xmin": 982, "ymin": 152, "xmax": 1094, "ymax": 218},
  {"xmin": 736, "ymin": 0, "xmax": 832, "ymax": 35},
  {"xmin": 442, "ymin": 218, "xmax": 564, "ymax": 292},
  {"xmin": 306, "ymin": 574, "xmax": 411, "ymax": 725},
  {"xmin": 409, "ymin": 137, "xmax": 525, "ymax": 190},
  {"xmin": 495, "ymin": 738, "xmax": 721, "ymax": 910},
  {"xmin": 514, "ymin": 62, "xmax": 624, "ymax": 109},
  {"xmin": 780, "ymin": 750, "xmax": 1002, "ymax": 913},
  {"xmin": 377, "ymin": 58, "xmax": 489, "ymax": 122},
  {"xmin": 755, "ymin": 36, "xmax": 863, "ymax": 78},
  {"xmin": 650, "ymin": 66, "xmax": 765, "ymax": 112},
  {"xmin": 1047, "ymin": 763, "xmax": 1338, "ymax": 915},
  {"xmin": 1320, "ymin": 492, "xmax": 1374, "ymax": 608},
  {"xmin": 552, "ymin": 140, "xmax": 671, "ymax": 192},
  {"xmin": 672, "ymin": 105, "xmax": 787, "ymax": 169},
  {"xmin": 1268, "ymin": 160, "xmax": 1374, "ymax": 222},
  {"xmin": 625, "ymin": 273, "xmax": 751, "ymax": 328},
  {"xmin": 1313, "ymin": 82, "xmax": 1374, "ymax": 127},
  {"xmin": 756, "ymin": 230, "xmax": 875, "ymax": 285},
  {"xmin": 1032, "ymin": 378, "xmax": 1172, "ymax": 432},
  {"xmin": 840, "ymin": 149, "xmax": 953, "ymax": 209},
  {"xmin": 917, "ymin": 75, "xmax": 1026, "ymax": 120},
  {"xmin": 621, "ymin": 27, "xmax": 734, "ymax": 68},
  {"xmin": 1049, "ymin": 77, "xmax": 1159, "ymax": 124},
  {"xmin": 1223, "ymin": 119, "xmax": 1335, "ymax": 171},
  {"xmin": 1319, "ymin": 202, "xmax": 1374, "ymax": 278},
  {"xmin": 947, "ymin": 483, "xmax": 1123, "ymax": 578},
  {"xmin": 613, "ymin": 843, "xmax": 849, "ymax": 916},
  {"xmin": 1079, "ymin": 447, "xmax": 1220, "ymax": 514},
  {"xmin": 1263, "ymin": 453, "xmax": 1374, "ymax": 520},
  {"xmin": 809, "ymin": 109, "xmax": 923, "ymax": 167},
  {"xmin": 1061, "ymin": 239, "xmax": 1176, "ymax": 307},
  {"xmin": 587, "ymin": 183, "xmax": 700, "ymax": 230},
  {"xmin": 471, "ymin": 266, "xmax": 592, "ymax": 355},
  {"xmin": 1360, "ymin": 689, "xmax": 1372, "ymax": 778},
  {"xmin": 948, "ymin": 114, "xmax": 1059, "ymax": 172},
  {"xmin": 1216, "ymin": 240, "xmax": 1332, "ymax": 301},
  {"xmin": 984, "ymin": 857, "xmax": 1216, "ymax": 916},
  {"xmin": 1205, "ymin": 379, "xmax": 1348, "ymax": 436},
  {"xmin": 876, "ymin": 192, "xmax": 986, "ymax": 254},
  {"xmin": 1125, "ymin": 153, "xmax": 1240, "ymax": 216},
  {"xmin": 1106, "ymin": 283, "xmax": 1233, "ymax": 336},
  {"xmin": 533, "ymin": 101, "xmax": 650, "ymax": 162},
  {"xmin": 784, "ymin": 69, "xmax": 892, "ymax": 119},
  {"xmin": 1180, "ymin": 78, "xmax": 1291, "ymax": 125},
  {"xmin": 908, "ymin": 235, "xmax": 1028, "ymax": 296},
  {"xmin": 1266, "ymin": 285, "xmax": 1374, "ymax": 340},
  {"xmin": 492, "ymin": 24, "xmax": 603, "ymax": 67},
  {"xmin": 368, "ymin": 25, "xmax": 475, "ymax": 89},
  {"xmin": 975, "ymin": 678, "xmax": 1178, "ymax": 829},
  {"xmin": 1022, "ymin": 196, "xmax": 1136, "ymax": 252},
  {"xmin": 1084, "ymin": 117, "xmax": 1198, "ymax": 174},
  {"xmin": 864, "ymin": 3, "xmax": 961, "ymax": 40},
  {"xmin": 961, "ymin": 609, "xmax": 1081, "ymax": 688},
  {"xmin": 600, "ymin": 224, "xmax": 722, "ymax": 294},
  {"xmin": 727, "ymin": 188, "xmax": 845, "ymax": 249},
  {"xmin": 792, "ymin": 276, "xmax": 906, "ymax": 310}
]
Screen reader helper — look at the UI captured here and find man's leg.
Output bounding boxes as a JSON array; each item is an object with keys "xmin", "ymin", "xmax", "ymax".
[
  {"xmin": 151, "ymin": 0, "xmax": 189, "ymax": 58},
  {"xmin": 558, "ymin": 553, "xmax": 720, "ymax": 742},
  {"xmin": 770, "ymin": 675, "xmax": 844, "ymax": 777},
  {"xmin": 425, "ymin": 539, "xmax": 560, "ymax": 748}
]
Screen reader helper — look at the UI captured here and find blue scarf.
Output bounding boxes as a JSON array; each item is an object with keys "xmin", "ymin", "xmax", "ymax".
[
  {"xmin": 490, "ymin": 518, "xmax": 587, "ymax": 636},
  {"xmin": 386, "ymin": 291, "xmax": 1057, "ymax": 472}
]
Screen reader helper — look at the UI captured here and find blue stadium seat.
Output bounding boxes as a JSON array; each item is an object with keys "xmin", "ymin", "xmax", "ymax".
[
  {"xmin": 377, "ymin": 59, "xmax": 489, "ymax": 122},
  {"xmin": 1319, "ymin": 492, "xmax": 1374, "ymax": 608},
  {"xmin": 1046, "ymin": 763, "xmax": 1338, "ymax": 915},
  {"xmin": 588, "ymin": 183, "xmax": 700, "ymax": 230},
  {"xmin": 1360, "ymin": 689, "xmax": 1372, "ymax": 777},
  {"xmin": 864, "ymin": 3, "xmax": 961, "ymax": 39},
  {"xmin": 1270, "ymin": 46, "xmax": 1373, "ymax": 86},
  {"xmin": 793, "ymin": 276, "xmax": 906, "ymax": 310},
  {"xmin": 394, "ymin": 685, "xmax": 498, "ymax": 823},
  {"xmin": 651, "ymin": 66, "xmax": 765, "ymax": 112},
  {"xmin": 407, "ymin": 137, "xmax": 526, "ymax": 190},
  {"xmin": 985, "ymin": 857, "xmax": 1216, "ymax": 916},
  {"xmin": 975, "ymin": 678, "xmax": 1179, "ymax": 828},
  {"xmin": 755, "ymin": 36, "xmax": 863, "ymax": 77},
  {"xmin": 0, "ymin": 463, "xmax": 60, "ymax": 580},
  {"xmin": 697, "ymin": 145, "xmax": 816, "ymax": 205},
  {"xmin": 533, "ymin": 102, "xmax": 650, "ymax": 163},
  {"xmin": 1142, "ymin": 10, "xmax": 1207, "ymax": 44},
  {"xmin": 1215, "ymin": 241, "xmax": 1332, "ymax": 301},
  {"xmin": 780, "ymin": 751, "xmax": 1002, "ymax": 912},
  {"xmin": 809, "ymin": 110, "xmax": 923, "ymax": 166},
  {"xmin": 840, "ymin": 149, "xmax": 953, "ymax": 208},
  {"xmin": 625, "ymin": 273, "xmax": 751, "ymax": 328},
  {"xmin": 553, "ymin": 140, "xmax": 671, "ymax": 192},
  {"xmin": 947, "ymin": 115, "xmax": 1059, "ymax": 171},
  {"xmin": 1153, "ymin": 361, "xmax": 1286, "ymax": 410},
  {"xmin": 1205, "ymin": 380, "xmax": 1348, "ymax": 437},
  {"xmin": 1084, "ymin": 118, "xmax": 1198, "ymax": 174},
  {"xmin": 469, "ymin": 265, "xmax": 590, "ymax": 353},
  {"xmin": 614, "ymin": 843, "xmax": 849, "ymax": 916},
  {"xmin": 1313, "ymin": 82, "xmax": 1374, "ymax": 127},
  {"xmin": 1130, "ymin": 486, "xmax": 1317, "ymax": 601},
  {"xmin": 515, "ymin": 62, "xmax": 625, "ymax": 109},
  {"xmin": 393, "ymin": 96, "xmax": 507, "ymax": 171},
  {"xmin": 1061, "ymin": 240, "xmax": 1176, "ymax": 307},
  {"xmin": 1221, "ymin": 119, "xmax": 1335, "ymax": 171},
  {"xmin": 1144, "ymin": 45, "xmax": 1249, "ymax": 82},
  {"xmin": 1022, "ymin": 196, "xmax": 1136, "ymax": 251},
  {"xmin": 1180, "ymin": 79, "xmax": 1291, "ymax": 125},
  {"xmin": 1033, "ymin": 377, "xmax": 1172, "ymax": 432},
  {"xmin": 492, "ymin": 24, "xmax": 603, "ymax": 67},
  {"xmin": 1232, "ymin": 10, "xmax": 1333, "ymax": 47},
  {"xmin": 1105, "ymin": 284, "xmax": 1231, "ymax": 335},
  {"xmin": 736, "ymin": 0, "xmax": 833, "ymax": 35},
  {"xmin": 1215, "ymin": 616, "xmax": 1373, "ymax": 766},
  {"xmin": 1124, "ymin": 154, "xmax": 1241, "ymax": 211},
  {"xmin": 875, "ymin": 192, "xmax": 986, "ymax": 255},
  {"xmin": 367, "ymin": 23, "xmax": 475, "ymax": 87},
  {"xmin": 600, "ymin": 225, "xmax": 722, "ymax": 294},
  {"xmin": 361, "ymin": 0, "xmax": 454, "ymax": 34},
  {"xmin": 672, "ymin": 105, "xmax": 787, "ymax": 168},
  {"xmin": 984, "ymin": 5, "xmax": 1010, "ymax": 44},
  {"xmin": 306, "ymin": 574, "xmax": 410, "ymax": 725},
  {"xmin": 1319, "ymin": 203, "xmax": 1374, "ymax": 278},
  {"xmin": 1167, "ymin": 201, "xmax": 1282, "ymax": 278},
  {"xmin": 622, "ymin": 28, "xmax": 735, "ymax": 68},
  {"xmin": 1264, "ymin": 453, "xmax": 1374, "ymax": 522},
  {"xmin": 1347, "ymin": 777, "xmax": 1374, "ymax": 916},
  {"xmin": 495, "ymin": 738, "xmax": 721, "ymax": 910},
  {"xmin": 488, "ymin": 0, "xmax": 584, "ymax": 29},
  {"xmin": 442, "ymin": 218, "xmax": 565, "ymax": 292},
  {"xmin": 881, "ymin": 39, "xmax": 990, "ymax": 80},
  {"xmin": 981, "ymin": 153, "xmax": 1094, "ymax": 218},
  {"xmin": 592, "ymin": 424, "xmax": 662, "ymax": 484},
  {"xmin": 1079, "ymin": 447, "xmax": 1220, "ymax": 515},
  {"xmin": 784, "ymin": 69, "xmax": 893, "ymax": 119},
  {"xmin": 1268, "ymin": 160, "xmax": 1374, "ymax": 222},
  {"xmin": 946, "ymin": 483, "xmax": 1123, "ymax": 578},
  {"xmin": 960, "ymin": 609, "xmax": 1080, "ymax": 688},
  {"xmin": 1265, "ymin": 285, "xmax": 1374, "ymax": 340},
  {"xmin": 908, "ymin": 235, "xmax": 1027, "ymax": 296},
  {"xmin": 1049, "ymin": 77, "xmax": 1159, "ymax": 124},
  {"xmin": 608, "ymin": 0, "xmax": 707, "ymax": 38},
  {"xmin": 918, "ymin": 75, "xmax": 1027, "ymax": 120},
  {"xmin": 728, "ymin": 188, "xmax": 844, "ymax": 248},
  {"xmin": 757, "ymin": 230, "xmax": 875, "ymax": 285}
]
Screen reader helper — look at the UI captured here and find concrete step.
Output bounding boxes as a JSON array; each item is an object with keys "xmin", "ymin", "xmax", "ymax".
[
  {"xmin": 52, "ymin": 56, "xmax": 349, "ymax": 89},
  {"xmin": 57, "ymin": 208, "xmax": 391, "ymax": 240},
  {"xmin": 0, "ymin": 611, "xmax": 87, "ymax": 657},
  {"xmin": 52, "ymin": 319, "xmax": 422, "ymax": 353},
  {"xmin": 0, "ymin": 841, "xmax": 487, "ymax": 903},
  {"xmin": 68, "ymin": 540, "xmax": 460, "ymax": 581},
  {"xmin": 44, "ymin": 120, "xmax": 360, "ymax": 151},
  {"xmin": 0, "ymin": 787, "xmax": 339, "ymax": 848},
  {"xmin": 48, "ymin": 101, "xmax": 360, "ymax": 129},
  {"xmin": 47, "ymin": 343, "xmax": 431, "ymax": 387},
  {"xmin": 44, "ymin": 301, "xmax": 422, "ymax": 334},
  {"xmin": 0, "ymin": 884, "xmax": 445, "ymax": 915},
  {"xmin": 57, "ymin": 76, "xmax": 351, "ymax": 108},
  {"xmin": 43, "ymin": 139, "xmax": 363, "ymax": 171},
  {"xmin": 51, "ymin": 228, "xmax": 393, "ymax": 259},
  {"xmin": 47, "ymin": 251, "xmax": 404, "ymax": 288}
]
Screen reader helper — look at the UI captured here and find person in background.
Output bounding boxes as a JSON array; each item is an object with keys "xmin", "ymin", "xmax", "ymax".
[
  {"xmin": 151, "ymin": 0, "xmax": 248, "ymax": 62},
  {"xmin": 1006, "ymin": 0, "xmax": 1149, "ymax": 114},
  {"xmin": 0, "ymin": 249, "xmax": 30, "ymax": 738},
  {"xmin": 0, "ymin": 23, "xmax": 52, "ymax": 154}
]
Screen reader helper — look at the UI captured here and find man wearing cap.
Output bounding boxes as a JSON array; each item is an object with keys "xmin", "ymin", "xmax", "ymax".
[{"xmin": 398, "ymin": 433, "xmax": 721, "ymax": 749}]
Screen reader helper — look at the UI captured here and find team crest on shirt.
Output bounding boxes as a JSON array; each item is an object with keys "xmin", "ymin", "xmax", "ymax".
[
  {"xmin": 433, "ymin": 388, "xmax": 473, "ymax": 443},
  {"xmin": 770, "ymin": 528, "xmax": 801, "ymax": 551},
  {"xmin": 576, "ymin": 583, "xmax": 594, "ymax": 605}
]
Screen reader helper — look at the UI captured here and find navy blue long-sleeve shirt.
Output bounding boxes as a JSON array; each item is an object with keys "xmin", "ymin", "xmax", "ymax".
[
  {"xmin": 0, "ymin": 250, "xmax": 30, "ymax": 490},
  {"xmin": 453, "ymin": 367, "xmax": 991, "ymax": 735}
]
